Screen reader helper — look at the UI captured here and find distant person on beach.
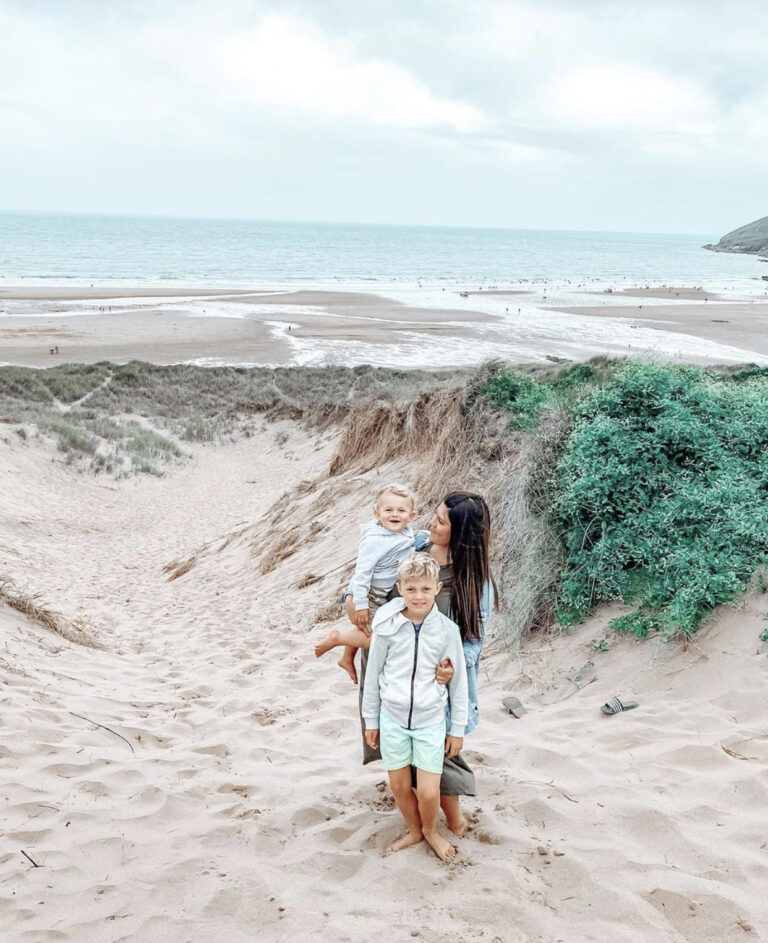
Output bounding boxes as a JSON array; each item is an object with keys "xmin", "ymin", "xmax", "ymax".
[
  {"xmin": 314, "ymin": 483, "xmax": 416, "ymax": 675},
  {"xmin": 362, "ymin": 553, "xmax": 468, "ymax": 861}
]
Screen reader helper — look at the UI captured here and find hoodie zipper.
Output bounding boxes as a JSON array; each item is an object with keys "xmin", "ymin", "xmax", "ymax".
[{"xmin": 406, "ymin": 624, "xmax": 420, "ymax": 730}]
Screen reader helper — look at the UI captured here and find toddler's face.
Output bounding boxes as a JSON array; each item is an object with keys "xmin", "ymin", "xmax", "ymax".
[
  {"xmin": 397, "ymin": 576, "xmax": 441, "ymax": 621},
  {"xmin": 374, "ymin": 492, "xmax": 416, "ymax": 533}
]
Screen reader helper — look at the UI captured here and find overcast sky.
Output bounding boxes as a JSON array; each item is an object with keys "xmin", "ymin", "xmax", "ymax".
[{"xmin": 1, "ymin": 0, "xmax": 765, "ymax": 233}]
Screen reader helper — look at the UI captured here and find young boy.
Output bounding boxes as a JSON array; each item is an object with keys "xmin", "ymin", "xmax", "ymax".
[
  {"xmin": 362, "ymin": 553, "xmax": 468, "ymax": 862},
  {"xmin": 314, "ymin": 484, "xmax": 416, "ymax": 675}
]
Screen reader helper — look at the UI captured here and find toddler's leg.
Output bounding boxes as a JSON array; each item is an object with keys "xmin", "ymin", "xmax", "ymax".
[
  {"xmin": 417, "ymin": 769, "xmax": 456, "ymax": 862},
  {"xmin": 314, "ymin": 627, "xmax": 370, "ymax": 666},
  {"xmin": 336, "ymin": 644, "xmax": 358, "ymax": 684},
  {"xmin": 387, "ymin": 766, "xmax": 423, "ymax": 851}
]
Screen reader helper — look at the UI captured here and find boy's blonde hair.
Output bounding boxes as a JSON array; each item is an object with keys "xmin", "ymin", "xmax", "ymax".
[
  {"xmin": 397, "ymin": 552, "xmax": 440, "ymax": 584},
  {"xmin": 374, "ymin": 482, "xmax": 416, "ymax": 510}
]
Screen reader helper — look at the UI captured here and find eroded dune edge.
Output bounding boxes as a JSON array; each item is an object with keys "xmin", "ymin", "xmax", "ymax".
[{"xmin": 1, "ymin": 362, "xmax": 767, "ymax": 943}]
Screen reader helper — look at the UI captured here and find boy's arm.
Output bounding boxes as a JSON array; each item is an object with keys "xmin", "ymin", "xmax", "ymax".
[
  {"xmin": 350, "ymin": 534, "xmax": 383, "ymax": 611},
  {"xmin": 445, "ymin": 631, "xmax": 469, "ymax": 737},
  {"xmin": 361, "ymin": 632, "xmax": 386, "ymax": 731}
]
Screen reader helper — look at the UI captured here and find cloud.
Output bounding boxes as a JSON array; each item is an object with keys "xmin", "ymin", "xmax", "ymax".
[
  {"xmin": 543, "ymin": 64, "xmax": 716, "ymax": 135},
  {"xmin": 158, "ymin": 13, "xmax": 489, "ymax": 134},
  {"xmin": 1, "ymin": 0, "xmax": 767, "ymax": 230}
]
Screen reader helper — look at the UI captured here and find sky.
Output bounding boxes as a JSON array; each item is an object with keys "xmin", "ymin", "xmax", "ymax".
[{"xmin": 1, "ymin": 0, "xmax": 766, "ymax": 234}]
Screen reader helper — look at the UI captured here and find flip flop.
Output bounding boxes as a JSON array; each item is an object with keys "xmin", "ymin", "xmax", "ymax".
[
  {"xmin": 502, "ymin": 696, "xmax": 527, "ymax": 717},
  {"xmin": 601, "ymin": 697, "xmax": 639, "ymax": 715}
]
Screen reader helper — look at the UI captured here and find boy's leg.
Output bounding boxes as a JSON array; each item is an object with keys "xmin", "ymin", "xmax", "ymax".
[
  {"xmin": 412, "ymin": 721, "xmax": 456, "ymax": 861},
  {"xmin": 416, "ymin": 770, "xmax": 456, "ymax": 862},
  {"xmin": 380, "ymin": 713, "xmax": 422, "ymax": 848},
  {"xmin": 387, "ymin": 766, "xmax": 423, "ymax": 851}
]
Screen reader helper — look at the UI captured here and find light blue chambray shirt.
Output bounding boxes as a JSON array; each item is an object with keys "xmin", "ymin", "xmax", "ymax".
[{"xmin": 412, "ymin": 530, "xmax": 494, "ymax": 736}]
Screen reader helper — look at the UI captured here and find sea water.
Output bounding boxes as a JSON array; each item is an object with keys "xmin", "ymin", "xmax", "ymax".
[
  {"xmin": 0, "ymin": 212, "xmax": 763, "ymax": 289},
  {"xmin": 2, "ymin": 212, "xmax": 767, "ymax": 368}
]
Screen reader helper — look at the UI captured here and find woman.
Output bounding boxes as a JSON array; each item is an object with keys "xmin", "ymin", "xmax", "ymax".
[{"xmin": 346, "ymin": 491, "xmax": 497, "ymax": 836}]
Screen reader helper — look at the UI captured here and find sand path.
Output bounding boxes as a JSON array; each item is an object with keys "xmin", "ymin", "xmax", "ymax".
[{"xmin": 1, "ymin": 423, "xmax": 767, "ymax": 942}]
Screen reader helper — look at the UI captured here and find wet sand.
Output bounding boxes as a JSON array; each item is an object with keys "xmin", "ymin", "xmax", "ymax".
[
  {"xmin": 3, "ymin": 284, "xmax": 768, "ymax": 367},
  {"xmin": 0, "ymin": 288, "xmax": 495, "ymax": 367},
  {"xmin": 551, "ymin": 301, "xmax": 768, "ymax": 357},
  {"xmin": 583, "ymin": 287, "xmax": 724, "ymax": 301}
]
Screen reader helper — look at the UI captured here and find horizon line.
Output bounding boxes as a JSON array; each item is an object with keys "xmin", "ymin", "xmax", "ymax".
[{"xmin": 0, "ymin": 207, "xmax": 715, "ymax": 240}]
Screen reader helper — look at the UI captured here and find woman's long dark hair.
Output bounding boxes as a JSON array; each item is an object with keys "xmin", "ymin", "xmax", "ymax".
[{"xmin": 444, "ymin": 492, "xmax": 497, "ymax": 642}]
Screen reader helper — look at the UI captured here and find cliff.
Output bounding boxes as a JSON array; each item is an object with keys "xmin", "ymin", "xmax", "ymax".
[{"xmin": 704, "ymin": 215, "xmax": 768, "ymax": 255}]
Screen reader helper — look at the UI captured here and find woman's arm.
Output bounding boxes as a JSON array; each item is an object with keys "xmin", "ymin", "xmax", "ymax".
[{"xmin": 478, "ymin": 580, "xmax": 495, "ymax": 638}]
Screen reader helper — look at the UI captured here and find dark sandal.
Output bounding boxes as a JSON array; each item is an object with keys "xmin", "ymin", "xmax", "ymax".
[
  {"xmin": 502, "ymin": 696, "xmax": 527, "ymax": 717},
  {"xmin": 601, "ymin": 696, "xmax": 638, "ymax": 715}
]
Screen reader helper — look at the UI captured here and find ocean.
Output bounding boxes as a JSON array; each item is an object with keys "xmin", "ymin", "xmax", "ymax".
[{"xmin": 0, "ymin": 211, "xmax": 763, "ymax": 289}]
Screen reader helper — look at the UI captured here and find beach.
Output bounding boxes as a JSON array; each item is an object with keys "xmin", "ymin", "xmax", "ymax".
[
  {"xmin": 1, "ymin": 412, "xmax": 767, "ymax": 942},
  {"xmin": 2, "ymin": 283, "xmax": 768, "ymax": 368}
]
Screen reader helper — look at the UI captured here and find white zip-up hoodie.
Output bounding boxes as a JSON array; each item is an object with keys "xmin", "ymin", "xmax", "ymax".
[
  {"xmin": 362, "ymin": 597, "xmax": 469, "ymax": 738},
  {"xmin": 350, "ymin": 521, "xmax": 415, "ymax": 610}
]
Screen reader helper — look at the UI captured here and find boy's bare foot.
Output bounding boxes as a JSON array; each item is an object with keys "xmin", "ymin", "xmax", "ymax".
[
  {"xmin": 336, "ymin": 654, "xmax": 358, "ymax": 684},
  {"xmin": 314, "ymin": 629, "xmax": 341, "ymax": 658},
  {"xmin": 389, "ymin": 830, "xmax": 423, "ymax": 852},
  {"xmin": 423, "ymin": 829, "xmax": 457, "ymax": 862},
  {"xmin": 446, "ymin": 815, "xmax": 469, "ymax": 838}
]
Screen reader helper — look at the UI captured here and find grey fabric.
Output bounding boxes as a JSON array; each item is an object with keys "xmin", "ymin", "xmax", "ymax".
[
  {"xmin": 359, "ymin": 647, "xmax": 382, "ymax": 765},
  {"xmin": 359, "ymin": 589, "xmax": 387, "ymax": 765},
  {"xmin": 439, "ymin": 753, "xmax": 476, "ymax": 796}
]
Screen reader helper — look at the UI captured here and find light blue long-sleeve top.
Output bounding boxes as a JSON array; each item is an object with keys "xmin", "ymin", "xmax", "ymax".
[{"xmin": 350, "ymin": 521, "xmax": 415, "ymax": 610}]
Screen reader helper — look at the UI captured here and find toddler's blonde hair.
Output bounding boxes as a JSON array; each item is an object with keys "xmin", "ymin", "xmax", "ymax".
[
  {"xmin": 397, "ymin": 552, "xmax": 440, "ymax": 584},
  {"xmin": 374, "ymin": 482, "xmax": 416, "ymax": 510}
]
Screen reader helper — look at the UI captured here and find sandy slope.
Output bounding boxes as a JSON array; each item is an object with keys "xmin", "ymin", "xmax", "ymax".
[{"xmin": 1, "ymin": 421, "xmax": 767, "ymax": 943}]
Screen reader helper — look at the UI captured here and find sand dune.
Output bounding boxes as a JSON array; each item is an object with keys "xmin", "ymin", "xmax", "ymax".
[{"xmin": 1, "ymin": 420, "xmax": 767, "ymax": 942}]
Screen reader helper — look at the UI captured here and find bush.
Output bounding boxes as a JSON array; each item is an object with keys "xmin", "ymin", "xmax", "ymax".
[
  {"xmin": 482, "ymin": 368, "xmax": 550, "ymax": 428},
  {"xmin": 554, "ymin": 362, "xmax": 768, "ymax": 637}
]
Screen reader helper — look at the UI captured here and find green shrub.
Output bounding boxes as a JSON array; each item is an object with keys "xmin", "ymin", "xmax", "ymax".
[
  {"xmin": 482, "ymin": 369, "xmax": 549, "ymax": 428},
  {"xmin": 555, "ymin": 362, "xmax": 768, "ymax": 637}
]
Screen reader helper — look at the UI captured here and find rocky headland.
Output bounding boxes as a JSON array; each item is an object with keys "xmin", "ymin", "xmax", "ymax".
[{"xmin": 704, "ymin": 215, "xmax": 768, "ymax": 255}]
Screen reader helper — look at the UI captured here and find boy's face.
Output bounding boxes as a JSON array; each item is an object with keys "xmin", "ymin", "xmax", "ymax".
[
  {"xmin": 374, "ymin": 492, "xmax": 416, "ymax": 533},
  {"xmin": 397, "ymin": 575, "xmax": 442, "ymax": 622}
]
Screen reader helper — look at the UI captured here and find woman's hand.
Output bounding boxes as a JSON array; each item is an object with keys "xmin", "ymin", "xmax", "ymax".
[
  {"xmin": 365, "ymin": 728, "xmax": 379, "ymax": 749},
  {"xmin": 435, "ymin": 658, "xmax": 454, "ymax": 684},
  {"xmin": 345, "ymin": 596, "xmax": 371, "ymax": 635},
  {"xmin": 353, "ymin": 608, "xmax": 371, "ymax": 635},
  {"xmin": 445, "ymin": 735, "xmax": 463, "ymax": 758}
]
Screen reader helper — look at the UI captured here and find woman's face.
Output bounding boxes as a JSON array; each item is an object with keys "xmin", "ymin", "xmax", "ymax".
[{"xmin": 429, "ymin": 502, "xmax": 452, "ymax": 548}]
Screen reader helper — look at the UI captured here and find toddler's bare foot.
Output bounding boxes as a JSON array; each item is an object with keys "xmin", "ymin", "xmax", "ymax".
[
  {"xmin": 446, "ymin": 815, "xmax": 469, "ymax": 838},
  {"xmin": 314, "ymin": 629, "xmax": 341, "ymax": 658},
  {"xmin": 336, "ymin": 653, "xmax": 358, "ymax": 684},
  {"xmin": 389, "ymin": 830, "xmax": 423, "ymax": 852},
  {"xmin": 424, "ymin": 829, "xmax": 457, "ymax": 862}
]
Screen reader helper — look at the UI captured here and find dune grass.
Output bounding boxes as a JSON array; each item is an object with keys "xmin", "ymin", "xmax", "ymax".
[
  {"xmin": 0, "ymin": 361, "xmax": 466, "ymax": 476},
  {"xmin": 0, "ymin": 579, "xmax": 101, "ymax": 648},
  {"xmin": 4, "ymin": 357, "xmax": 767, "ymax": 643}
]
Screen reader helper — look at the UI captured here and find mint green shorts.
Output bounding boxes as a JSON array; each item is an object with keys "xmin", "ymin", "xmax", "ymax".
[{"xmin": 379, "ymin": 711, "xmax": 446, "ymax": 775}]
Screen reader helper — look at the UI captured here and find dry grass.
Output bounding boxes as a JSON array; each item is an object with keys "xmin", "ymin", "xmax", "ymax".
[
  {"xmin": 162, "ymin": 555, "xmax": 199, "ymax": 581},
  {"xmin": 0, "ymin": 580, "xmax": 102, "ymax": 648},
  {"xmin": 320, "ymin": 372, "xmax": 566, "ymax": 647}
]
